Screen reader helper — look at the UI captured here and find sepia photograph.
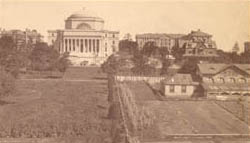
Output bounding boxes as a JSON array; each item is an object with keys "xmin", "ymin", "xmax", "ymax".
[{"xmin": 0, "ymin": 0, "xmax": 249, "ymax": 143}]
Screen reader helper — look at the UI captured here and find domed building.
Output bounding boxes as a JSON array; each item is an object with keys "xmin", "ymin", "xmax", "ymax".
[{"xmin": 48, "ymin": 9, "xmax": 119, "ymax": 66}]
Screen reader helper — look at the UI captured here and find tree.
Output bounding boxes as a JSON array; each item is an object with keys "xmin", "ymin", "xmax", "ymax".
[
  {"xmin": 54, "ymin": 52, "xmax": 71, "ymax": 73},
  {"xmin": 171, "ymin": 45, "xmax": 185, "ymax": 61},
  {"xmin": 142, "ymin": 42, "xmax": 157, "ymax": 57},
  {"xmin": 0, "ymin": 36, "xmax": 24, "ymax": 77},
  {"xmin": 118, "ymin": 40, "xmax": 138, "ymax": 55},
  {"xmin": 179, "ymin": 57, "xmax": 199, "ymax": 78},
  {"xmin": 29, "ymin": 42, "xmax": 60, "ymax": 71},
  {"xmin": 161, "ymin": 59, "xmax": 171, "ymax": 75},
  {"xmin": 0, "ymin": 68, "xmax": 15, "ymax": 98},
  {"xmin": 159, "ymin": 47, "xmax": 170, "ymax": 59},
  {"xmin": 131, "ymin": 53, "xmax": 156, "ymax": 76}
]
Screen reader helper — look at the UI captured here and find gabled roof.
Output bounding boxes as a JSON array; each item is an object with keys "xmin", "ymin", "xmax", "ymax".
[
  {"xmin": 197, "ymin": 64, "xmax": 250, "ymax": 76},
  {"xmin": 162, "ymin": 74, "xmax": 198, "ymax": 85}
]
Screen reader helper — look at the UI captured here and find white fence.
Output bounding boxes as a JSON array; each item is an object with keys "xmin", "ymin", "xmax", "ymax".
[{"xmin": 115, "ymin": 75, "xmax": 165, "ymax": 84}]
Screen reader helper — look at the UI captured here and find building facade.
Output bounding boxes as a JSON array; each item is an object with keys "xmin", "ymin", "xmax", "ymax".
[
  {"xmin": 182, "ymin": 29, "xmax": 218, "ymax": 57},
  {"xmin": 244, "ymin": 41, "xmax": 250, "ymax": 53},
  {"xmin": 0, "ymin": 28, "xmax": 43, "ymax": 49},
  {"xmin": 48, "ymin": 9, "xmax": 119, "ymax": 66},
  {"xmin": 135, "ymin": 33, "xmax": 176, "ymax": 52},
  {"xmin": 197, "ymin": 64, "xmax": 250, "ymax": 100},
  {"xmin": 161, "ymin": 74, "xmax": 198, "ymax": 98}
]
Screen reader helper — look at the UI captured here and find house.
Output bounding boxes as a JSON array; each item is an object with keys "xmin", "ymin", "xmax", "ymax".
[
  {"xmin": 197, "ymin": 63, "xmax": 250, "ymax": 100},
  {"xmin": 181, "ymin": 29, "xmax": 218, "ymax": 57},
  {"xmin": 161, "ymin": 74, "xmax": 199, "ymax": 97}
]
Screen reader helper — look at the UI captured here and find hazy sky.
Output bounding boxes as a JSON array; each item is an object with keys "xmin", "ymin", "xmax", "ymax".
[{"xmin": 0, "ymin": 0, "xmax": 249, "ymax": 52}]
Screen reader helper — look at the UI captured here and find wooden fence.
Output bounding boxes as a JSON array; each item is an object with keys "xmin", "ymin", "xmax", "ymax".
[{"xmin": 115, "ymin": 75, "xmax": 165, "ymax": 84}]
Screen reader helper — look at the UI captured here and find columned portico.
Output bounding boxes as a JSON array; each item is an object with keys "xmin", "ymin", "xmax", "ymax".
[{"xmin": 48, "ymin": 9, "xmax": 119, "ymax": 66}]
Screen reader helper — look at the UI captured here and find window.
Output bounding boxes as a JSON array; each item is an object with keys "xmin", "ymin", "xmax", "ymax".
[
  {"xmin": 113, "ymin": 34, "xmax": 115, "ymax": 38},
  {"xmin": 169, "ymin": 85, "xmax": 175, "ymax": 93},
  {"xmin": 219, "ymin": 77, "xmax": 225, "ymax": 83},
  {"xmin": 105, "ymin": 34, "xmax": 107, "ymax": 37},
  {"xmin": 230, "ymin": 78, "xmax": 236, "ymax": 83},
  {"xmin": 181, "ymin": 85, "xmax": 186, "ymax": 93},
  {"xmin": 112, "ymin": 41, "xmax": 115, "ymax": 45},
  {"xmin": 239, "ymin": 78, "xmax": 247, "ymax": 83},
  {"xmin": 209, "ymin": 78, "xmax": 214, "ymax": 83}
]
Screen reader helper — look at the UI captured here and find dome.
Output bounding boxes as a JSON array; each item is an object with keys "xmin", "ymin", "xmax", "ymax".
[{"xmin": 67, "ymin": 9, "xmax": 104, "ymax": 21}]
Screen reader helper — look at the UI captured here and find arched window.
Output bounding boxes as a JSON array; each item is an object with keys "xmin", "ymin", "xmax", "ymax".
[
  {"xmin": 219, "ymin": 77, "xmax": 225, "ymax": 83},
  {"xmin": 230, "ymin": 78, "xmax": 236, "ymax": 83},
  {"xmin": 209, "ymin": 77, "xmax": 214, "ymax": 83},
  {"xmin": 239, "ymin": 78, "xmax": 247, "ymax": 83}
]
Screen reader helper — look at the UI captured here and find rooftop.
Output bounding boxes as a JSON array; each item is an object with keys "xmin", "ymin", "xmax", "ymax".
[
  {"xmin": 162, "ymin": 73, "xmax": 198, "ymax": 85},
  {"xmin": 197, "ymin": 63, "xmax": 250, "ymax": 75},
  {"xmin": 189, "ymin": 29, "xmax": 212, "ymax": 37}
]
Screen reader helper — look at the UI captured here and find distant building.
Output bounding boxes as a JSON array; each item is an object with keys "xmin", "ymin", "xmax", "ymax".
[
  {"xmin": 197, "ymin": 63, "xmax": 250, "ymax": 100},
  {"xmin": 48, "ymin": 9, "xmax": 119, "ymax": 66},
  {"xmin": 182, "ymin": 29, "xmax": 218, "ymax": 57},
  {"xmin": 0, "ymin": 28, "xmax": 43, "ymax": 49},
  {"xmin": 244, "ymin": 41, "xmax": 250, "ymax": 53},
  {"xmin": 161, "ymin": 74, "xmax": 198, "ymax": 98},
  {"xmin": 232, "ymin": 42, "xmax": 240, "ymax": 53},
  {"xmin": 135, "ymin": 33, "xmax": 177, "ymax": 52}
]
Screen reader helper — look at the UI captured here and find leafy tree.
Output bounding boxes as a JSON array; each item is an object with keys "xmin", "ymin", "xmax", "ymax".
[
  {"xmin": 142, "ymin": 42, "xmax": 157, "ymax": 57},
  {"xmin": 131, "ymin": 53, "xmax": 156, "ymax": 76},
  {"xmin": 54, "ymin": 52, "xmax": 71, "ymax": 73},
  {"xmin": 0, "ymin": 36, "xmax": 24, "ymax": 77},
  {"xmin": 179, "ymin": 57, "xmax": 199, "ymax": 78},
  {"xmin": 0, "ymin": 68, "xmax": 15, "ymax": 98},
  {"xmin": 159, "ymin": 47, "xmax": 170, "ymax": 59},
  {"xmin": 171, "ymin": 45, "xmax": 185, "ymax": 61},
  {"xmin": 160, "ymin": 59, "xmax": 171, "ymax": 75},
  {"xmin": 118, "ymin": 40, "xmax": 138, "ymax": 55},
  {"xmin": 29, "ymin": 42, "xmax": 60, "ymax": 71}
]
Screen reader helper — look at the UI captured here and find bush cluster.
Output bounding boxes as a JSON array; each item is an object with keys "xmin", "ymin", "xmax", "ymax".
[
  {"xmin": 0, "ymin": 69, "xmax": 15, "ymax": 98},
  {"xmin": 0, "ymin": 120, "xmax": 110, "ymax": 138}
]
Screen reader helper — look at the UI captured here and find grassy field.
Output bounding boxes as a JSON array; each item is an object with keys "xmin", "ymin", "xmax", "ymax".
[
  {"xmin": 126, "ymin": 81, "xmax": 159, "ymax": 101},
  {"xmin": 122, "ymin": 82, "xmax": 249, "ymax": 142},
  {"xmin": 0, "ymin": 67, "xmax": 111, "ymax": 141},
  {"xmin": 63, "ymin": 67, "xmax": 106, "ymax": 80}
]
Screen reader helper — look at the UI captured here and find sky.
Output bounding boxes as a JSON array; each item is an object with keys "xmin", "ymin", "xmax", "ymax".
[{"xmin": 0, "ymin": 0, "xmax": 249, "ymax": 52}]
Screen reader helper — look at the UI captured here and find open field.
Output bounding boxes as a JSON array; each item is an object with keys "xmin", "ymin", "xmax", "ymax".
[
  {"xmin": 126, "ymin": 81, "xmax": 159, "ymax": 101},
  {"xmin": 122, "ymin": 82, "xmax": 249, "ymax": 142},
  {"xmin": 0, "ymin": 77, "xmax": 111, "ymax": 140}
]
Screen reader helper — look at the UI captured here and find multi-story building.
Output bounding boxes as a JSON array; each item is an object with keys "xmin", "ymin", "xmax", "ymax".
[
  {"xmin": 135, "ymin": 33, "xmax": 176, "ymax": 52},
  {"xmin": 48, "ymin": 9, "xmax": 119, "ymax": 66},
  {"xmin": 181, "ymin": 29, "xmax": 218, "ymax": 57},
  {"xmin": 197, "ymin": 63, "xmax": 250, "ymax": 99},
  {"xmin": 244, "ymin": 41, "xmax": 250, "ymax": 53},
  {"xmin": 0, "ymin": 28, "xmax": 43, "ymax": 49}
]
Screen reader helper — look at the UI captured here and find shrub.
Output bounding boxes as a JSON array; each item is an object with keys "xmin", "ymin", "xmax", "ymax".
[{"xmin": 0, "ymin": 69, "xmax": 15, "ymax": 98}]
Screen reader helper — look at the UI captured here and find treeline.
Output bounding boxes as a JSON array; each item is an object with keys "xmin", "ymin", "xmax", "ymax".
[{"xmin": 0, "ymin": 36, "xmax": 70, "ymax": 98}]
